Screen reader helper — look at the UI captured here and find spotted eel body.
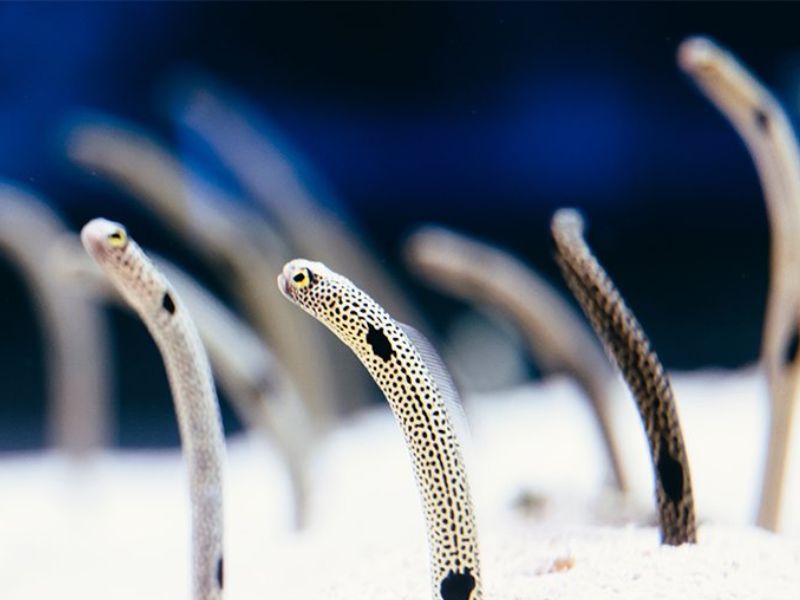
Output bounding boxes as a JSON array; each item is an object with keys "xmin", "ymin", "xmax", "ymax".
[
  {"xmin": 278, "ymin": 259, "xmax": 481, "ymax": 600},
  {"xmin": 678, "ymin": 36, "xmax": 800, "ymax": 531},
  {"xmin": 551, "ymin": 210, "xmax": 697, "ymax": 546},
  {"xmin": 81, "ymin": 218, "xmax": 225, "ymax": 599}
]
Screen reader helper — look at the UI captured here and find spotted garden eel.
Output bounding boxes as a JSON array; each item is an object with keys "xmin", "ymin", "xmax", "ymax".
[
  {"xmin": 678, "ymin": 36, "xmax": 800, "ymax": 531},
  {"xmin": 405, "ymin": 225, "xmax": 628, "ymax": 493},
  {"xmin": 551, "ymin": 209, "xmax": 697, "ymax": 546},
  {"xmin": 81, "ymin": 218, "xmax": 225, "ymax": 599},
  {"xmin": 278, "ymin": 259, "xmax": 481, "ymax": 600}
]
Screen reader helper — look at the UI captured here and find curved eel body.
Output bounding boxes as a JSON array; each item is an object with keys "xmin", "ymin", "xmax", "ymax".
[
  {"xmin": 81, "ymin": 218, "xmax": 225, "ymax": 599},
  {"xmin": 552, "ymin": 210, "xmax": 697, "ymax": 546},
  {"xmin": 57, "ymin": 238, "xmax": 311, "ymax": 529},
  {"xmin": 405, "ymin": 225, "xmax": 628, "ymax": 493},
  {"xmin": 278, "ymin": 259, "xmax": 481, "ymax": 600},
  {"xmin": 0, "ymin": 185, "xmax": 111, "ymax": 455},
  {"xmin": 679, "ymin": 36, "xmax": 800, "ymax": 531}
]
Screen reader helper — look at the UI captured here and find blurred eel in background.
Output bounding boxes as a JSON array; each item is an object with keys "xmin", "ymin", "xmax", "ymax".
[
  {"xmin": 53, "ymin": 236, "xmax": 313, "ymax": 529},
  {"xmin": 65, "ymin": 118, "xmax": 340, "ymax": 429},
  {"xmin": 174, "ymin": 82, "xmax": 423, "ymax": 326},
  {"xmin": 0, "ymin": 183, "xmax": 111, "ymax": 455},
  {"xmin": 174, "ymin": 82, "xmax": 433, "ymax": 412},
  {"xmin": 405, "ymin": 225, "xmax": 628, "ymax": 493},
  {"xmin": 679, "ymin": 36, "xmax": 800, "ymax": 531},
  {"xmin": 552, "ymin": 209, "xmax": 696, "ymax": 546}
]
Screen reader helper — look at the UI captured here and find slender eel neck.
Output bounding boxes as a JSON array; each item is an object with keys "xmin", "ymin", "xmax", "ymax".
[
  {"xmin": 552, "ymin": 210, "xmax": 697, "ymax": 546},
  {"xmin": 278, "ymin": 259, "xmax": 482, "ymax": 600},
  {"xmin": 81, "ymin": 218, "xmax": 225, "ymax": 599}
]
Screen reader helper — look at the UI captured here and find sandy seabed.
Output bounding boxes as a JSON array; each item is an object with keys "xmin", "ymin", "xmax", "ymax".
[{"xmin": 1, "ymin": 368, "xmax": 798, "ymax": 599}]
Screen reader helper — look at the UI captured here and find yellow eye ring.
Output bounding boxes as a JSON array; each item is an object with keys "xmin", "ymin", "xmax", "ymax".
[
  {"xmin": 107, "ymin": 228, "xmax": 128, "ymax": 249},
  {"xmin": 292, "ymin": 269, "xmax": 311, "ymax": 289}
]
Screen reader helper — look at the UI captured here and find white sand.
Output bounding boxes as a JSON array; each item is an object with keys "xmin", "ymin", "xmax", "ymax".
[{"xmin": 1, "ymin": 368, "xmax": 798, "ymax": 598}]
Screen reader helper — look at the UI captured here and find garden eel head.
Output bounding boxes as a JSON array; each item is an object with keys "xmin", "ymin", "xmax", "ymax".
[
  {"xmin": 278, "ymin": 258, "xmax": 356, "ymax": 325},
  {"xmin": 81, "ymin": 217, "xmax": 129, "ymax": 257},
  {"xmin": 678, "ymin": 36, "xmax": 770, "ymax": 130},
  {"xmin": 279, "ymin": 258, "xmax": 386, "ymax": 358},
  {"xmin": 81, "ymin": 218, "xmax": 179, "ymax": 330}
]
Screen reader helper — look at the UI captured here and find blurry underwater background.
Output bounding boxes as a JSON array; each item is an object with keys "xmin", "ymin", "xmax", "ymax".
[{"xmin": 0, "ymin": 1, "xmax": 798, "ymax": 450}]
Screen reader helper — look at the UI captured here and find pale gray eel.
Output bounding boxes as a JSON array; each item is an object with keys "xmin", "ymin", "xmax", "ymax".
[
  {"xmin": 679, "ymin": 36, "xmax": 800, "ymax": 531},
  {"xmin": 58, "ymin": 238, "xmax": 312, "ymax": 529},
  {"xmin": 82, "ymin": 218, "xmax": 225, "ymax": 599}
]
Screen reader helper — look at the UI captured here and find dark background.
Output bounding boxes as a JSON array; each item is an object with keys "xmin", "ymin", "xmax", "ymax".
[{"xmin": 0, "ymin": 2, "xmax": 794, "ymax": 449}]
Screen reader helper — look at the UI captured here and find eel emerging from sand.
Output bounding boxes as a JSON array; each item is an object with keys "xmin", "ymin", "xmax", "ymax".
[
  {"xmin": 551, "ymin": 209, "xmax": 697, "ymax": 546},
  {"xmin": 678, "ymin": 36, "xmax": 800, "ymax": 531},
  {"xmin": 278, "ymin": 259, "xmax": 481, "ymax": 600},
  {"xmin": 82, "ymin": 218, "xmax": 225, "ymax": 599}
]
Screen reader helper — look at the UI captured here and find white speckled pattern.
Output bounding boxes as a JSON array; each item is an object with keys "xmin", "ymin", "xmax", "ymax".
[{"xmin": 278, "ymin": 258, "xmax": 481, "ymax": 600}]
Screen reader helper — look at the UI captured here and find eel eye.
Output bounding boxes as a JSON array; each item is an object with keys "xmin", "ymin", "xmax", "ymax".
[
  {"xmin": 107, "ymin": 228, "xmax": 127, "ymax": 248},
  {"xmin": 292, "ymin": 269, "xmax": 311, "ymax": 289}
]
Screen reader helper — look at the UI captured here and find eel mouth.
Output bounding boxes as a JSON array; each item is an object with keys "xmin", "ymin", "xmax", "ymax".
[{"xmin": 277, "ymin": 273, "xmax": 293, "ymax": 301}]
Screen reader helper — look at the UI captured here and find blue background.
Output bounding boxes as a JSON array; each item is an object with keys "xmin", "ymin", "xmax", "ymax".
[{"xmin": 0, "ymin": 2, "xmax": 795, "ymax": 448}]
